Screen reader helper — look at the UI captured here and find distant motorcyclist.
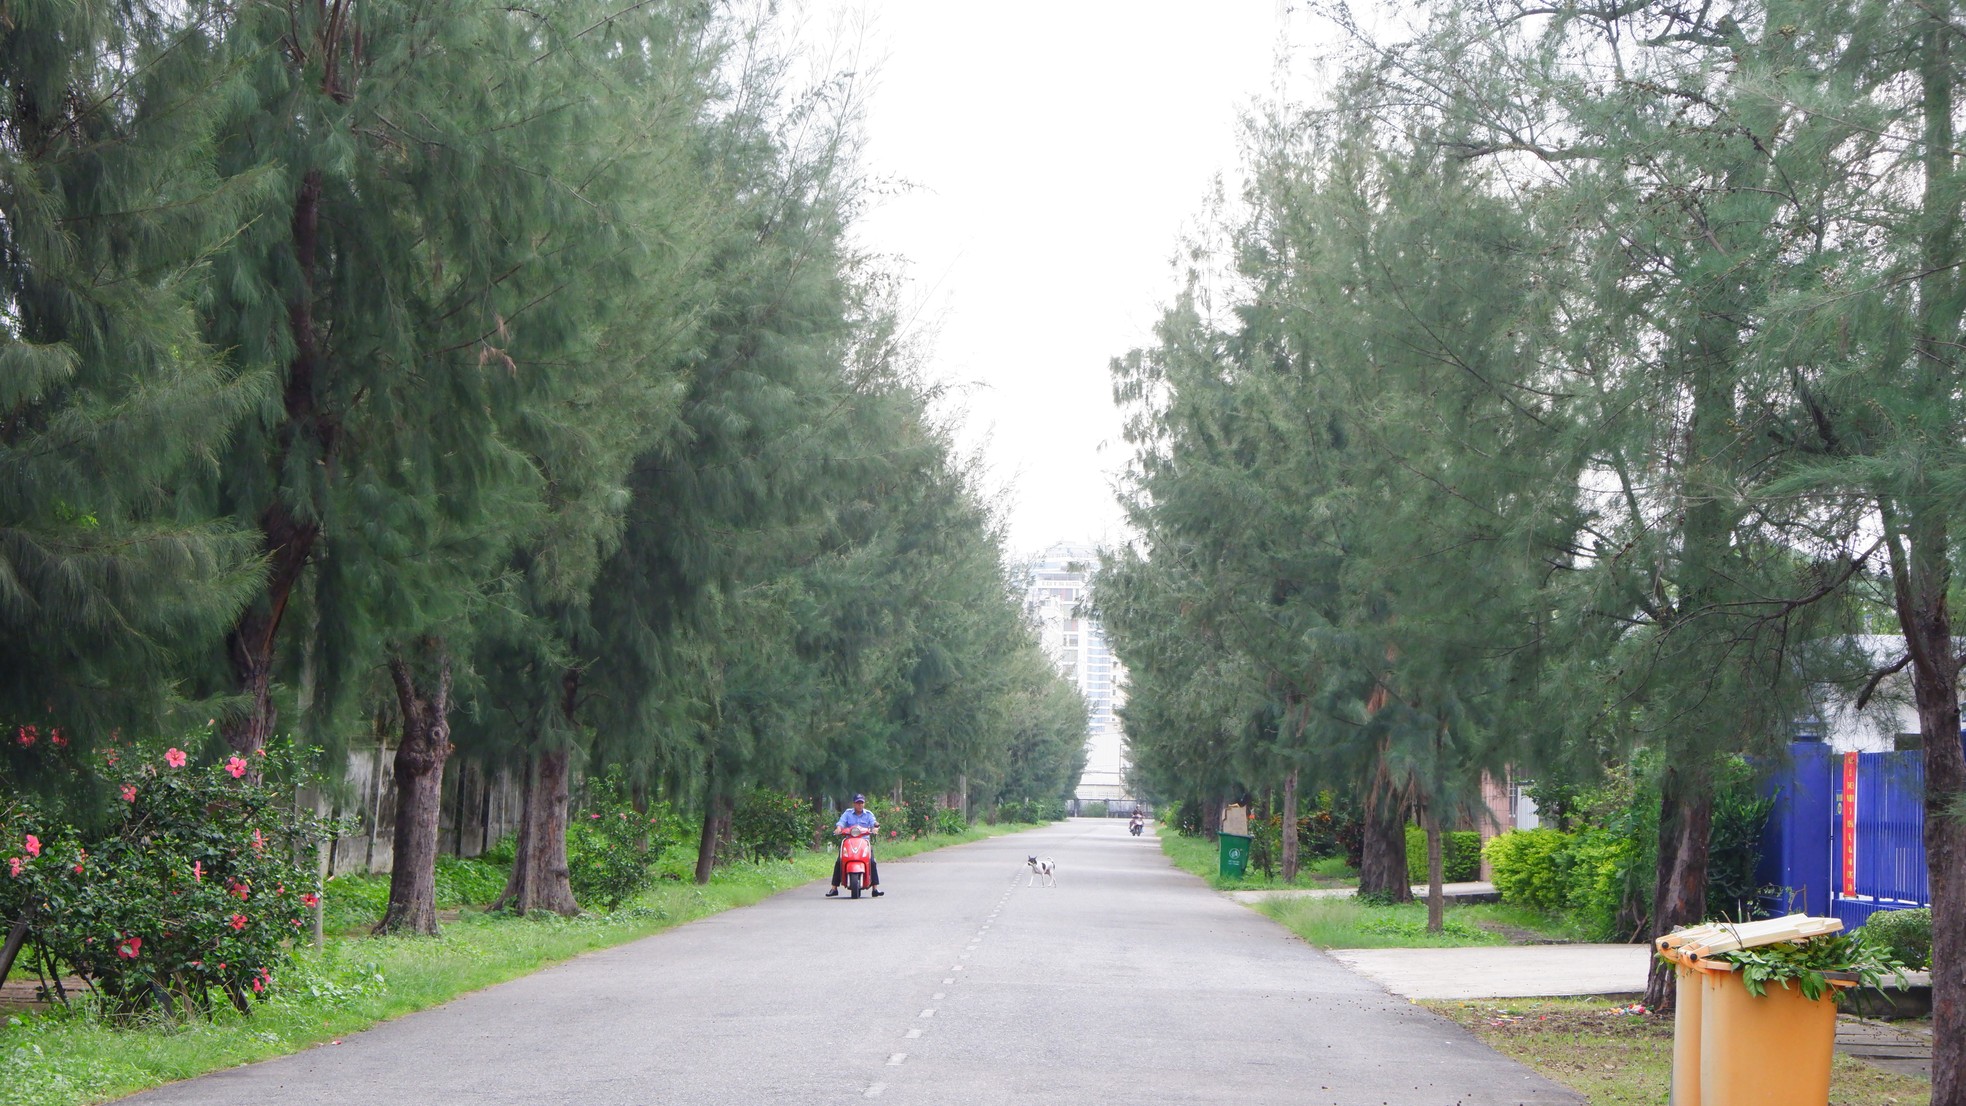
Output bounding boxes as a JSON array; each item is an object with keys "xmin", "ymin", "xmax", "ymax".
[
  {"xmin": 825, "ymin": 794, "xmax": 883, "ymax": 897},
  {"xmin": 1129, "ymin": 810, "xmax": 1146, "ymax": 836}
]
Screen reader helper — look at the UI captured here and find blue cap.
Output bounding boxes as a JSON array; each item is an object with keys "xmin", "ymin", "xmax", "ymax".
[{"xmin": 852, "ymin": 794, "xmax": 866, "ymax": 802}]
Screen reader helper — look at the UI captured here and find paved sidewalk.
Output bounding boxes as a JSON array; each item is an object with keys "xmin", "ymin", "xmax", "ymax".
[
  {"xmin": 1243, "ymin": 905, "xmax": 1934, "ymax": 1080},
  {"xmin": 1326, "ymin": 944, "xmax": 1649, "ymax": 1000}
]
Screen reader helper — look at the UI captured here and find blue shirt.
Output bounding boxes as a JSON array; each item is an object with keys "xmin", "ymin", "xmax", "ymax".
[{"xmin": 836, "ymin": 807, "xmax": 879, "ymax": 832}]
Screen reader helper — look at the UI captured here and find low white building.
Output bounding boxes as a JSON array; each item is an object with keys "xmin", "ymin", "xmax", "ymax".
[{"xmin": 1799, "ymin": 635, "xmax": 1923, "ymax": 754}]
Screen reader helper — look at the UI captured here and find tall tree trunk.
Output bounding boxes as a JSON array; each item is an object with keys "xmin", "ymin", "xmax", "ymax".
[
  {"xmin": 1358, "ymin": 759, "xmax": 1412, "ymax": 902},
  {"xmin": 1281, "ymin": 767, "xmax": 1300, "ymax": 884},
  {"xmin": 223, "ymin": 168, "xmax": 333, "ymax": 756},
  {"xmin": 1909, "ymin": 15, "xmax": 1966, "ymax": 1103},
  {"xmin": 1424, "ymin": 803, "xmax": 1445, "ymax": 934},
  {"xmin": 1643, "ymin": 769, "xmax": 1714, "ymax": 1013},
  {"xmin": 375, "ymin": 646, "xmax": 452, "ymax": 936},
  {"xmin": 492, "ymin": 748, "xmax": 580, "ymax": 916},
  {"xmin": 694, "ymin": 780, "xmax": 731, "ymax": 885},
  {"xmin": 1201, "ymin": 794, "xmax": 1222, "ymax": 842},
  {"xmin": 492, "ymin": 667, "xmax": 584, "ymax": 915},
  {"xmin": 1902, "ymin": 550, "xmax": 1964, "ymax": 1106}
]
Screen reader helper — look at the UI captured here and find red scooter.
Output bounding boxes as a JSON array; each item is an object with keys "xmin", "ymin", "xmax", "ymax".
[{"xmin": 838, "ymin": 825, "xmax": 874, "ymax": 898}]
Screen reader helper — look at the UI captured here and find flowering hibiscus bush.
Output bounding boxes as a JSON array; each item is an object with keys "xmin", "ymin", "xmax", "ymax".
[
  {"xmin": 0, "ymin": 739, "xmax": 335, "ymax": 1019},
  {"xmin": 890, "ymin": 794, "xmax": 938, "ymax": 840},
  {"xmin": 731, "ymin": 788, "xmax": 813, "ymax": 863},
  {"xmin": 566, "ymin": 769, "xmax": 678, "ymax": 910}
]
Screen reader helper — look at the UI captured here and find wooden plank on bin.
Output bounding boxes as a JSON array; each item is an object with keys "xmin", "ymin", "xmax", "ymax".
[{"xmin": 1658, "ymin": 914, "xmax": 1843, "ymax": 959}]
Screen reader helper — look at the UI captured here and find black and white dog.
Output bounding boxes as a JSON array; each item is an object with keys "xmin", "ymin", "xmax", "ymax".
[{"xmin": 1026, "ymin": 855, "xmax": 1056, "ymax": 886}]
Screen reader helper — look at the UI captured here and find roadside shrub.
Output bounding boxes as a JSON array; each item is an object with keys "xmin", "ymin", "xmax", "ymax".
[
  {"xmin": 1862, "ymin": 908, "xmax": 1932, "ymax": 971},
  {"xmin": 1404, "ymin": 826, "xmax": 1482, "ymax": 884},
  {"xmin": 934, "ymin": 808, "xmax": 967, "ymax": 835},
  {"xmin": 1559, "ymin": 827, "xmax": 1636, "ymax": 941},
  {"xmin": 891, "ymin": 796, "xmax": 937, "ymax": 839},
  {"xmin": 433, "ymin": 855, "xmax": 506, "ymax": 907},
  {"xmin": 1484, "ymin": 828, "xmax": 1572, "ymax": 913},
  {"xmin": 1174, "ymin": 800, "xmax": 1202, "ymax": 837},
  {"xmin": 1251, "ymin": 815, "xmax": 1282, "ymax": 878},
  {"xmin": 0, "ymin": 739, "xmax": 335, "ymax": 1019},
  {"xmin": 1707, "ymin": 783, "xmax": 1775, "ymax": 923},
  {"xmin": 994, "ymin": 798, "xmax": 1065, "ymax": 824},
  {"xmin": 1337, "ymin": 815, "xmax": 1366, "ymax": 869},
  {"xmin": 730, "ymin": 788, "xmax": 810, "ymax": 863},
  {"xmin": 567, "ymin": 771, "xmax": 677, "ymax": 909},
  {"xmin": 479, "ymin": 831, "xmax": 518, "ymax": 868},
  {"xmin": 1248, "ymin": 805, "xmax": 1353, "ymax": 878},
  {"xmin": 1298, "ymin": 802, "xmax": 1345, "ymax": 860},
  {"xmin": 1082, "ymin": 801, "xmax": 1108, "ymax": 818},
  {"xmin": 321, "ymin": 871, "xmax": 390, "ymax": 931}
]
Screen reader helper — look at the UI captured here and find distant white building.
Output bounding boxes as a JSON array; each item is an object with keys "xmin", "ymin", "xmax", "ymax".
[{"xmin": 1023, "ymin": 543, "xmax": 1130, "ymax": 805}]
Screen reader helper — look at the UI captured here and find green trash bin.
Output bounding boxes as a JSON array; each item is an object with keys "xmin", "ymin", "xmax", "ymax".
[{"xmin": 1219, "ymin": 832, "xmax": 1252, "ymax": 878}]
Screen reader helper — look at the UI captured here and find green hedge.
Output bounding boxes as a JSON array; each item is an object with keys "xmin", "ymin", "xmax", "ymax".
[
  {"xmin": 1862, "ymin": 908, "xmax": 1931, "ymax": 970},
  {"xmin": 1483, "ymin": 826, "xmax": 1640, "ymax": 939},
  {"xmin": 1484, "ymin": 828, "xmax": 1572, "ymax": 913},
  {"xmin": 1404, "ymin": 826, "xmax": 1483, "ymax": 884}
]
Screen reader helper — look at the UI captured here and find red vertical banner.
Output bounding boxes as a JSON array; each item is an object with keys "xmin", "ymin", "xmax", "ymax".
[{"xmin": 1840, "ymin": 752, "xmax": 1859, "ymax": 897}]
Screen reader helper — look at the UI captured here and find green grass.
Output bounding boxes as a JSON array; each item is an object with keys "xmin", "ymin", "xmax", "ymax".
[
  {"xmin": 1156, "ymin": 829, "xmax": 1585, "ymax": 947},
  {"xmin": 1156, "ymin": 829, "xmax": 1358, "ymax": 891},
  {"xmin": 0, "ymin": 823, "xmax": 1023, "ymax": 1106},
  {"xmin": 1426, "ymin": 998, "xmax": 1930, "ymax": 1106},
  {"xmin": 1253, "ymin": 895, "xmax": 1583, "ymax": 949}
]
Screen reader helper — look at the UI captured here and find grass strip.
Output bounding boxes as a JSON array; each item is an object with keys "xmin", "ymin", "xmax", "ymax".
[
  {"xmin": 1155, "ymin": 828, "xmax": 1356, "ymax": 891},
  {"xmin": 1156, "ymin": 828, "xmax": 1583, "ymax": 946},
  {"xmin": 0, "ymin": 825, "xmax": 1020, "ymax": 1106},
  {"xmin": 1253, "ymin": 895, "xmax": 1585, "ymax": 948},
  {"xmin": 1425, "ymin": 998, "xmax": 1930, "ymax": 1106}
]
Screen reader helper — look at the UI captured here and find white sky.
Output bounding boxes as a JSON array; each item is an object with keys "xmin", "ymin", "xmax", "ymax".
[{"xmin": 810, "ymin": 2, "xmax": 1313, "ymax": 559}]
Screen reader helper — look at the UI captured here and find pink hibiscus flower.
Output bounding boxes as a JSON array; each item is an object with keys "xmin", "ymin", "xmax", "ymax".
[
  {"xmin": 121, "ymin": 784, "xmax": 138, "ymax": 802},
  {"xmin": 6, "ymin": 858, "xmax": 19, "ymax": 878},
  {"xmin": 229, "ymin": 914, "xmax": 247, "ymax": 930},
  {"xmin": 23, "ymin": 835, "xmax": 40, "ymax": 857},
  {"xmin": 225, "ymin": 756, "xmax": 248, "ymax": 778},
  {"xmin": 164, "ymin": 748, "xmax": 187, "ymax": 768},
  {"xmin": 116, "ymin": 936, "xmax": 142, "ymax": 960}
]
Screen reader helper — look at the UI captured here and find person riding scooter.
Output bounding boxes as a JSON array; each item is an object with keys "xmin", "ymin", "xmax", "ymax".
[
  {"xmin": 1129, "ymin": 811, "xmax": 1145, "ymax": 836},
  {"xmin": 826, "ymin": 794, "xmax": 883, "ymax": 897}
]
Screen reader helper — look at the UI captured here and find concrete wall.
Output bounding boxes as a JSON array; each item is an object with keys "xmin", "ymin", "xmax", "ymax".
[{"xmin": 319, "ymin": 748, "xmax": 525, "ymax": 877}]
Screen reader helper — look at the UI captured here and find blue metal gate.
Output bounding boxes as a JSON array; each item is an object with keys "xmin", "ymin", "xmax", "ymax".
[
  {"xmin": 1836, "ymin": 750, "xmax": 1928, "ymax": 926},
  {"xmin": 1756, "ymin": 742, "xmax": 1934, "ymax": 927}
]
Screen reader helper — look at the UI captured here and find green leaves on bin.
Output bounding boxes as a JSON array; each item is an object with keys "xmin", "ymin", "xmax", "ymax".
[{"xmin": 1716, "ymin": 931, "xmax": 1908, "ymax": 1001}]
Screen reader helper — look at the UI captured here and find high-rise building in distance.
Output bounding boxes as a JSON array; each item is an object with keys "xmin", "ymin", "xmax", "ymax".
[{"xmin": 1023, "ymin": 542, "xmax": 1128, "ymax": 805}]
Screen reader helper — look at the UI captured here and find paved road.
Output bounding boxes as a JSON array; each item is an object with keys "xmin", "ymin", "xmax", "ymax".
[{"xmin": 118, "ymin": 819, "xmax": 1581, "ymax": 1105}]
